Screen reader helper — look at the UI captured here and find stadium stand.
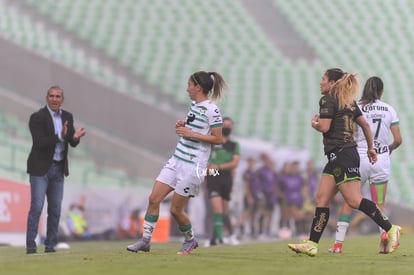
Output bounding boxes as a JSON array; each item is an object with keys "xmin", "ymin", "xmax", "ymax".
[
  {"xmin": 0, "ymin": 0, "xmax": 156, "ymax": 105},
  {"xmin": 21, "ymin": 0, "xmax": 304, "ymax": 139},
  {"xmin": 15, "ymin": 0, "xmax": 279, "ymax": 139}
]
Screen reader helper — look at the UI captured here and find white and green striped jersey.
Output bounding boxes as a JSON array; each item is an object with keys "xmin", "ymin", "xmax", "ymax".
[
  {"xmin": 354, "ymin": 100, "xmax": 399, "ymax": 155},
  {"xmin": 173, "ymin": 100, "xmax": 222, "ymax": 164}
]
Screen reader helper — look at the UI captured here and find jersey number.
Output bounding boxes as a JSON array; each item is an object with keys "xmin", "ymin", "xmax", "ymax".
[
  {"xmin": 372, "ymin": 118, "xmax": 382, "ymax": 139},
  {"xmin": 372, "ymin": 118, "xmax": 388, "ymax": 154},
  {"xmin": 343, "ymin": 115, "xmax": 354, "ymax": 142}
]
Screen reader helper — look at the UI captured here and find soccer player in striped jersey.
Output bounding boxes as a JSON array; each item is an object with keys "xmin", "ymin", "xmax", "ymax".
[
  {"xmin": 127, "ymin": 71, "xmax": 227, "ymax": 255},
  {"xmin": 328, "ymin": 76, "xmax": 402, "ymax": 254}
]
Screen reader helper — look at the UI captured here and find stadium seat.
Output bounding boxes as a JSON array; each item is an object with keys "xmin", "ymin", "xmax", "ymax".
[{"xmin": 0, "ymin": 0, "xmax": 142, "ymax": 101}]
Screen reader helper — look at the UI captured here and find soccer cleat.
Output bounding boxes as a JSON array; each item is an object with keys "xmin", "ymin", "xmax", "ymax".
[
  {"xmin": 177, "ymin": 238, "xmax": 199, "ymax": 255},
  {"xmin": 387, "ymin": 225, "xmax": 401, "ymax": 253},
  {"xmin": 328, "ymin": 243, "xmax": 342, "ymax": 254},
  {"xmin": 288, "ymin": 240, "xmax": 318, "ymax": 257},
  {"xmin": 126, "ymin": 238, "xmax": 151, "ymax": 253},
  {"xmin": 379, "ymin": 232, "xmax": 389, "ymax": 254}
]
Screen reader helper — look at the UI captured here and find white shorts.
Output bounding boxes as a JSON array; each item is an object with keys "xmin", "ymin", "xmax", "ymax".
[
  {"xmin": 359, "ymin": 152, "xmax": 390, "ymax": 185},
  {"xmin": 156, "ymin": 156, "xmax": 206, "ymax": 197}
]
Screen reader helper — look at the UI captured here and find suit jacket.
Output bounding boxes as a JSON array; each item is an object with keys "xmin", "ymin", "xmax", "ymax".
[{"xmin": 27, "ymin": 106, "xmax": 80, "ymax": 177}]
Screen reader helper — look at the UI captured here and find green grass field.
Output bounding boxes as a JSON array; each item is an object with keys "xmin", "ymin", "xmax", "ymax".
[{"xmin": 1, "ymin": 234, "xmax": 413, "ymax": 275}]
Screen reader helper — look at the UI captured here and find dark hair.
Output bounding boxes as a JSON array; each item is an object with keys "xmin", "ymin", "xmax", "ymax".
[
  {"xmin": 190, "ymin": 71, "xmax": 227, "ymax": 101},
  {"xmin": 325, "ymin": 68, "xmax": 345, "ymax": 82},
  {"xmin": 47, "ymin": 85, "xmax": 64, "ymax": 96},
  {"xmin": 359, "ymin": 76, "xmax": 383, "ymax": 105},
  {"xmin": 222, "ymin": 116, "xmax": 233, "ymax": 123}
]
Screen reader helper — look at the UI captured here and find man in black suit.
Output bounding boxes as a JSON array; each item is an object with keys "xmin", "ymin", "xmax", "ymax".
[{"xmin": 26, "ymin": 86, "xmax": 86, "ymax": 254}]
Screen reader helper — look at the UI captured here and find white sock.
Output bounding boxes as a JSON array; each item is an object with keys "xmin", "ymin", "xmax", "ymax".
[
  {"xmin": 143, "ymin": 220, "xmax": 156, "ymax": 240},
  {"xmin": 183, "ymin": 228, "xmax": 194, "ymax": 241},
  {"xmin": 335, "ymin": 221, "xmax": 349, "ymax": 244}
]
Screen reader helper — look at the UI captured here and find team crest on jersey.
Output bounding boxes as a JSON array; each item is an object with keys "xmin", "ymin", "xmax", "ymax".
[
  {"xmin": 198, "ymin": 106, "xmax": 207, "ymax": 115},
  {"xmin": 333, "ymin": 167, "xmax": 342, "ymax": 177}
]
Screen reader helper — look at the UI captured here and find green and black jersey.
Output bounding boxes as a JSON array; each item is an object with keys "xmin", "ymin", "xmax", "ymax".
[{"xmin": 319, "ymin": 94, "xmax": 362, "ymax": 154}]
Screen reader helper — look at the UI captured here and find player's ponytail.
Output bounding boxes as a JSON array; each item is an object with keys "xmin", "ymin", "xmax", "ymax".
[
  {"xmin": 331, "ymin": 73, "xmax": 359, "ymax": 110},
  {"xmin": 191, "ymin": 71, "xmax": 227, "ymax": 102}
]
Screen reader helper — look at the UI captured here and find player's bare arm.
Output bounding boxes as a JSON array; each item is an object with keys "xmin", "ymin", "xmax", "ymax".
[
  {"xmin": 389, "ymin": 124, "xmax": 402, "ymax": 155},
  {"xmin": 311, "ymin": 114, "xmax": 331, "ymax": 133},
  {"xmin": 176, "ymin": 125, "xmax": 223, "ymax": 145}
]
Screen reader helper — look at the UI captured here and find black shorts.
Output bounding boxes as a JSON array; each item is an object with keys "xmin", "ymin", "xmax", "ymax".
[
  {"xmin": 206, "ymin": 171, "xmax": 233, "ymax": 201},
  {"xmin": 322, "ymin": 146, "xmax": 360, "ymax": 185}
]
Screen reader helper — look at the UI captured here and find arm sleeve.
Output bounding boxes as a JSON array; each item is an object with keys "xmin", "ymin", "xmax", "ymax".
[
  {"xmin": 29, "ymin": 112, "xmax": 59, "ymax": 150},
  {"xmin": 65, "ymin": 112, "xmax": 80, "ymax": 147},
  {"xmin": 390, "ymin": 105, "xmax": 399, "ymax": 126},
  {"xmin": 353, "ymin": 102, "xmax": 363, "ymax": 119},
  {"xmin": 209, "ymin": 105, "xmax": 223, "ymax": 128},
  {"xmin": 318, "ymin": 95, "xmax": 335, "ymax": 119}
]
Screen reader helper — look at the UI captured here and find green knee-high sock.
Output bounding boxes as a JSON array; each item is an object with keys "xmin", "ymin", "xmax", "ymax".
[{"xmin": 213, "ymin": 213, "xmax": 223, "ymax": 240}]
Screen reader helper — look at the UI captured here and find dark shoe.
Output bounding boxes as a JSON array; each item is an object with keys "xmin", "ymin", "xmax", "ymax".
[
  {"xmin": 208, "ymin": 238, "xmax": 223, "ymax": 246},
  {"xmin": 26, "ymin": 247, "xmax": 37, "ymax": 254},
  {"xmin": 210, "ymin": 238, "xmax": 216, "ymax": 246},
  {"xmin": 45, "ymin": 247, "xmax": 56, "ymax": 253},
  {"xmin": 126, "ymin": 238, "xmax": 151, "ymax": 253}
]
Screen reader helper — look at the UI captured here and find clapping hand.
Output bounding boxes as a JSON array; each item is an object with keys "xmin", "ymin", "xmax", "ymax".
[
  {"xmin": 74, "ymin": 127, "xmax": 86, "ymax": 141},
  {"xmin": 61, "ymin": 121, "xmax": 85, "ymax": 141}
]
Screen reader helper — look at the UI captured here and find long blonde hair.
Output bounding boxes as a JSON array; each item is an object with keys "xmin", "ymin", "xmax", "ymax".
[{"xmin": 330, "ymin": 73, "xmax": 359, "ymax": 110}]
